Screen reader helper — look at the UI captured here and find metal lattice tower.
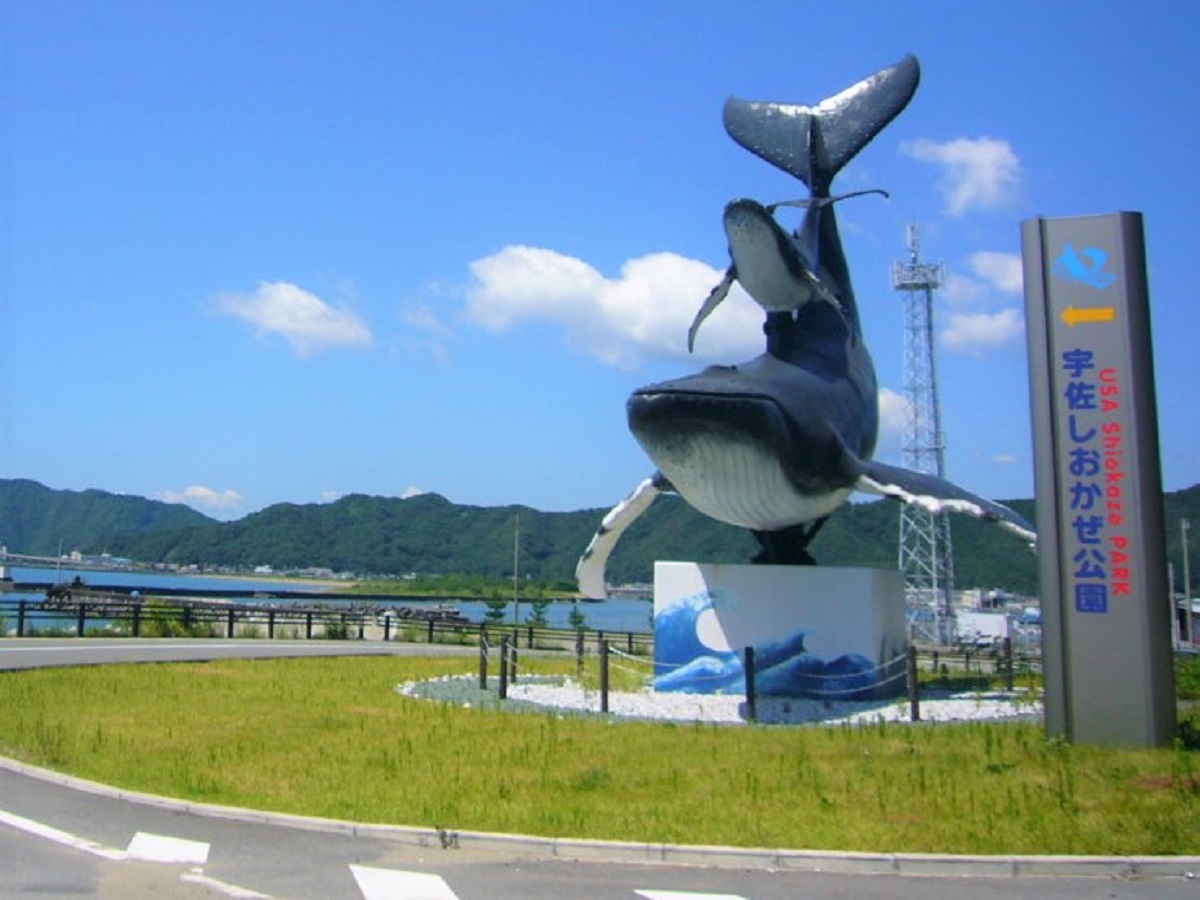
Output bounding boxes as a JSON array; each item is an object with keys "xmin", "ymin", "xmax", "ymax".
[{"xmin": 891, "ymin": 224, "xmax": 956, "ymax": 645}]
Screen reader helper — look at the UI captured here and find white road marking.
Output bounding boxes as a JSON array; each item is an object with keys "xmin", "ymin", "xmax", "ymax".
[
  {"xmin": 634, "ymin": 892, "xmax": 749, "ymax": 900},
  {"xmin": 351, "ymin": 864, "xmax": 461, "ymax": 899},
  {"xmin": 126, "ymin": 830, "xmax": 210, "ymax": 864},
  {"xmin": 182, "ymin": 868, "xmax": 273, "ymax": 898},
  {"xmin": 0, "ymin": 810, "xmax": 266, "ymax": 895},
  {"xmin": 0, "ymin": 807, "xmax": 125, "ymax": 859}
]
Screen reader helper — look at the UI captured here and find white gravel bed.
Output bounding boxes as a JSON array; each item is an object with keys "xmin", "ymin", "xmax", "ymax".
[
  {"xmin": 507, "ymin": 679, "xmax": 1041, "ymax": 725},
  {"xmin": 399, "ymin": 675, "xmax": 1042, "ymax": 725}
]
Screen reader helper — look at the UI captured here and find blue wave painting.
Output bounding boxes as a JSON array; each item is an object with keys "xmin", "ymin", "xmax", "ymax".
[{"xmin": 654, "ymin": 591, "xmax": 885, "ymax": 700}]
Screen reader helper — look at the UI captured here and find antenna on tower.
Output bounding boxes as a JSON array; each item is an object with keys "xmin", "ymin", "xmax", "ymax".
[
  {"xmin": 906, "ymin": 222, "xmax": 920, "ymax": 262},
  {"xmin": 891, "ymin": 224, "xmax": 956, "ymax": 645}
]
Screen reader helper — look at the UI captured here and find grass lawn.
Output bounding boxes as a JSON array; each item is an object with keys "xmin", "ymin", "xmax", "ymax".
[{"xmin": 0, "ymin": 655, "xmax": 1196, "ymax": 855}]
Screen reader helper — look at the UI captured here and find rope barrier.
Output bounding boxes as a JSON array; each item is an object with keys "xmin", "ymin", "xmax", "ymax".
[
  {"xmin": 608, "ymin": 647, "xmax": 656, "ymax": 672},
  {"xmin": 609, "ymin": 661, "xmax": 651, "ymax": 680}
]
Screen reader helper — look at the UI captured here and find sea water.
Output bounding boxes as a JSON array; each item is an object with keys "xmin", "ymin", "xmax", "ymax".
[{"xmin": 2, "ymin": 567, "xmax": 653, "ymax": 634}]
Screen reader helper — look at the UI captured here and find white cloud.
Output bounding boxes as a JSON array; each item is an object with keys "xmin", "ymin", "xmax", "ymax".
[
  {"xmin": 400, "ymin": 304, "xmax": 452, "ymax": 338},
  {"xmin": 401, "ymin": 485, "xmax": 427, "ymax": 499},
  {"xmin": 159, "ymin": 485, "xmax": 244, "ymax": 515},
  {"xmin": 398, "ymin": 303, "xmax": 453, "ymax": 365},
  {"xmin": 941, "ymin": 272, "xmax": 989, "ymax": 307},
  {"xmin": 941, "ymin": 308, "xmax": 1024, "ymax": 356},
  {"xmin": 877, "ymin": 387, "xmax": 909, "ymax": 455},
  {"xmin": 937, "ymin": 252, "xmax": 1024, "ymax": 357},
  {"xmin": 217, "ymin": 281, "xmax": 374, "ymax": 357},
  {"xmin": 465, "ymin": 245, "xmax": 761, "ymax": 368},
  {"xmin": 969, "ymin": 251, "xmax": 1023, "ymax": 293},
  {"xmin": 992, "ymin": 453, "xmax": 1018, "ymax": 465},
  {"xmin": 901, "ymin": 137, "xmax": 1021, "ymax": 217}
]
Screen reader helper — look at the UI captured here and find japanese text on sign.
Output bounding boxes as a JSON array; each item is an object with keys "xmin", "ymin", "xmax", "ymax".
[{"xmin": 1060, "ymin": 347, "xmax": 1130, "ymax": 613}]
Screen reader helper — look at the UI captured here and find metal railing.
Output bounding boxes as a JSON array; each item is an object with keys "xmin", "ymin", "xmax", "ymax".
[{"xmin": 0, "ymin": 595, "xmax": 652, "ymax": 657}]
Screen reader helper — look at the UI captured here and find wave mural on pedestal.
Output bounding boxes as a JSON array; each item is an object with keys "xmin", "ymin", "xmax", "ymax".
[{"xmin": 653, "ymin": 591, "xmax": 880, "ymax": 700}]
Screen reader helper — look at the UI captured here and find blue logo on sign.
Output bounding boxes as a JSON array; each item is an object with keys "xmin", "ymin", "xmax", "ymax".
[{"xmin": 1054, "ymin": 244, "xmax": 1116, "ymax": 289}]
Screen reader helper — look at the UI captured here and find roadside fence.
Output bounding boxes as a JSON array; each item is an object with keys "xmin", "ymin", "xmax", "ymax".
[
  {"xmin": 467, "ymin": 632, "xmax": 1038, "ymax": 723},
  {"xmin": 0, "ymin": 595, "xmax": 650, "ymax": 659}
]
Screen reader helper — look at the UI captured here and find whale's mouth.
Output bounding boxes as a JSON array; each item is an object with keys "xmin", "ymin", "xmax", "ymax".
[
  {"xmin": 627, "ymin": 382, "xmax": 853, "ymax": 530},
  {"xmin": 629, "ymin": 389, "xmax": 791, "ymax": 470}
]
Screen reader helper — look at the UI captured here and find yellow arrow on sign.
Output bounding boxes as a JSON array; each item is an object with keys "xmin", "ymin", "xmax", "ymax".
[{"xmin": 1061, "ymin": 305, "xmax": 1116, "ymax": 327}]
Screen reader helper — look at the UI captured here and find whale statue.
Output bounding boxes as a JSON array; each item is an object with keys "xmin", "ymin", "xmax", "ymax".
[{"xmin": 577, "ymin": 56, "xmax": 1034, "ymax": 599}]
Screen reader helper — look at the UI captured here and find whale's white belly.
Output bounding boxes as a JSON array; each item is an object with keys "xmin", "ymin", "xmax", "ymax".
[{"xmin": 655, "ymin": 435, "xmax": 851, "ymax": 530}]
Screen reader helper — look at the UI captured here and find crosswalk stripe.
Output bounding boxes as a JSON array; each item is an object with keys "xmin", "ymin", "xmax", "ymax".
[
  {"xmin": 126, "ymin": 830, "xmax": 210, "ymax": 864},
  {"xmin": 634, "ymin": 891, "xmax": 749, "ymax": 900},
  {"xmin": 350, "ymin": 864, "xmax": 461, "ymax": 900}
]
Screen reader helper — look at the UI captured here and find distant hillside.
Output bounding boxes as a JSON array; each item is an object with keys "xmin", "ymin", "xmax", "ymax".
[
  {"xmin": 0, "ymin": 478, "xmax": 214, "ymax": 556},
  {"xmin": 5, "ymin": 477, "xmax": 1200, "ymax": 596},
  {"xmin": 106, "ymin": 491, "xmax": 761, "ymax": 585}
]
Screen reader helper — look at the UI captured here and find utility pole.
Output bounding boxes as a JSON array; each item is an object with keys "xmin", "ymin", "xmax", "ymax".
[
  {"xmin": 1183, "ymin": 518, "xmax": 1193, "ymax": 646},
  {"xmin": 512, "ymin": 513, "xmax": 521, "ymax": 627}
]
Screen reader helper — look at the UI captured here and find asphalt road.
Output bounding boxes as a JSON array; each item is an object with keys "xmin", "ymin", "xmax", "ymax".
[{"xmin": 1, "ymin": 638, "xmax": 1197, "ymax": 899}]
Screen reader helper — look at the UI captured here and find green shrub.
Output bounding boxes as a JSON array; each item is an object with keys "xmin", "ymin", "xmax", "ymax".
[{"xmin": 1175, "ymin": 654, "xmax": 1200, "ymax": 701}]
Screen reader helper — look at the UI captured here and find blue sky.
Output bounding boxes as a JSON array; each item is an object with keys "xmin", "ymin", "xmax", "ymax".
[{"xmin": 2, "ymin": 2, "xmax": 1197, "ymax": 522}]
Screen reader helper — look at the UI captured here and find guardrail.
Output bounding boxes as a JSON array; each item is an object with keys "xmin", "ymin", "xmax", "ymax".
[{"xmin": 0, "ymin": 595, "xmax": 652, "ymax": 657}]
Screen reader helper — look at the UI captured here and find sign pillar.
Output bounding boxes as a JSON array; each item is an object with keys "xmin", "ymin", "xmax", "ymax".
[{"xmin": 1022, "ymin": 212, "xmax": 1175, "ymax": 746}]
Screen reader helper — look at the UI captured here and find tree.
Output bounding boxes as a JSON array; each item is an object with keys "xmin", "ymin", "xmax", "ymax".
[{"xmin": 483, "ymin": 590, "xmax": 507, "ymax": 625}]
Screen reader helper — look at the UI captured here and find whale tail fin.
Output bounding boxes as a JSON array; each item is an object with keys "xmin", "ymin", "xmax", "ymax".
[{"xmin": 723, "ymin": 56, "xmax": 920, "ymax": 197}]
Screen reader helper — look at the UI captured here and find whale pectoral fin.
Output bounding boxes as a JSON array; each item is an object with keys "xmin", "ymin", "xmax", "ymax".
[
  {"xmin": 687, "ymin": 266, "xmax": 736, "ymax": 353},
  {"xmin": 575, "ymin": 473, "xmax": 670, "ymax": 599},
  {"xmin": 856, "ymin": 460, "xmax": 1037, "ymax": 545}
]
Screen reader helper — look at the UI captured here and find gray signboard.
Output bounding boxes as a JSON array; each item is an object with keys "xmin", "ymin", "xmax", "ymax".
[{"xmin": 1022, "ymin": 212, "xmax": 1175, "ymax": 746}]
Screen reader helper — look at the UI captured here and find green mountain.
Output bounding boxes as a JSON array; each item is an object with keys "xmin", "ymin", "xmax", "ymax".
[
  {"xmin": 4, "ymin": 478, "xmax": 1199, "ymax": 596},
  {"xmin": 0, "ymin": 478, "xmax": 214, "ymax": 557}
]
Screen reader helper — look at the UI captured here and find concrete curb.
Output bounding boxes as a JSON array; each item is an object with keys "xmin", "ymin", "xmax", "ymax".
[{"xmin": 4, "ymin": 755, "xmax": 1199, "ymax": 880}]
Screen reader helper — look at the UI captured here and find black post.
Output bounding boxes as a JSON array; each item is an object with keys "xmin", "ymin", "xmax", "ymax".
[
  {"xmin": 931, "ymin": 650, "xmax": 939, "ymax": 674},
  {"xmin": 599, "ymin": 639, "xmax": 610, "ymax": 714},
  {"xmin": 76, "ymin": 603, "xmax": 86, "ymax": 637},
  {"xmin": 382, "ymin": 614, "xmax": 390, "ymax": 643},
  {"xmin": 908, "ymin": 644, "xmax": 920, "ymax": 722},
  {"xmin": 527, "ymin": 625, "xmax": 533, "ymax": 649},
  {"xmin": 627, "ymin": 631, "xmax": 634, "ymax": 654},
  {"xmin": 132, "ymin": 604, "xmax": 141, "ymax": 638},
  {"xmin": 268, "ymin": 610, "xmax": 276, "ymax": 640},
  {"xmin": 305, "ymin": 612, "xmax": 313, "ymax": 640},
  {"xmin": 744, "ymin": 646, "xmax": 757, "ymax": 723},
  {"xmin": 17, "ymin": 599, "xmax": 26, "ymax": 637},
  {"xmin": 227, "ymin": 608, "xmax": 236, "ymax": 639},
  {"xmin": 499, "ymin": 635, "xmax": 510, "ymax": 700},
  {"xmin": 479, "ymin": 634, "xmax": 489, "ymax": 690},
  {"xmin": 1003, "ymin": 636, "xmax": 1014, "ymax": 692},
  {"xmin": 510, "ymin": 642, "xmax": 519, "ymax": 685},
  {"xmin": 427, "ymin": 619, "xmax": 435, "ymax": 644},
  {"xmin": 575, "ymin": 630, "xmax": 585, "ymax": 677}
]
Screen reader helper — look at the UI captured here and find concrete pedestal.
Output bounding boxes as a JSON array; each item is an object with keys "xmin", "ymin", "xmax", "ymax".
[{"xmin": 653, "ymin": 562, "xmax": 906, "ymax": 699}]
